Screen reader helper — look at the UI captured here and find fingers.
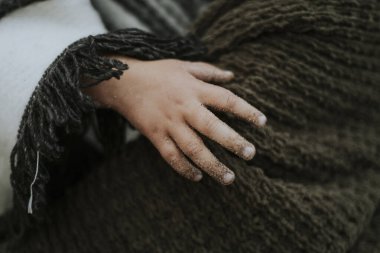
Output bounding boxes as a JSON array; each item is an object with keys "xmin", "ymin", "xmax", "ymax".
[
  {"xmin": 169, "ymin": 124, "xmax": 235, "ymax": 185},
  {"xmin": 186, "ymin": 61, "xmax": 234, "ymax": 83},
  {"xmin": 185, "ymin": 104, "xmax": 256, "ymax": 161},
  {"xmin": 154, "ymin": 135, "xmax": 203, "ymax": 182},
  {"xmin": 198, "ymin": 85, "xmax": 267, "ymax": 127}
]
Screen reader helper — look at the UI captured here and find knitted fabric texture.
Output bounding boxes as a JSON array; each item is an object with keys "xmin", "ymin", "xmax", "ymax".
[{"xmin": 1, "ymin": 0, "xmax": 380, "ymax": 252}]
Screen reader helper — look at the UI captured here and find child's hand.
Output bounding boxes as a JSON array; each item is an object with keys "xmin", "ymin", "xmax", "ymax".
[{"xmin": 83, "ymin": 56, "xmax": 267, "ymax": 185}]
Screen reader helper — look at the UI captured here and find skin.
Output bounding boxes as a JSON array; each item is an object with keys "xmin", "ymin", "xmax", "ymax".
[{"xmin": 82, "ymin": 56, "xmax": 267, "ymax": 185}]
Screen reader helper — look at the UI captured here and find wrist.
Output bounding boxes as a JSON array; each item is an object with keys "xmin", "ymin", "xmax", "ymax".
[
  {"xmin": 81, "ymin": 79, "xmax": 117, "ymax": 109},
  {"xmin": 80, "ymin": 55, "xmax": 136, "ymax": 109}
]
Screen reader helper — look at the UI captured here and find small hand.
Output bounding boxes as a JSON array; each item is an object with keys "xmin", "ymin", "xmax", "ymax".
[{"xmin": 83, "ymin": 57, "xmax": 267, "ymax": 185}]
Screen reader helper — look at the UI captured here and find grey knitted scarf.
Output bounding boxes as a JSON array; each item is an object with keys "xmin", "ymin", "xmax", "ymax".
[{"xmin": 1, "ymin": 0, "xmax": 380, "ymax": 252}]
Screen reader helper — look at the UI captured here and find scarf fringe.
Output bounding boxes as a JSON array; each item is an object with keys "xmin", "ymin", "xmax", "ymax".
[{"xmin": 6, "ymin": 28, "xmax": 206, "ymax": 245}]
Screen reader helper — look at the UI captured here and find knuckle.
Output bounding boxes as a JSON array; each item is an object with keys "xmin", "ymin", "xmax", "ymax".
[
  {"xmin": 149, "ymin": 125, "xmax": 161, "ymax": 135},
  {"xmin": 186, "ymin": 103, "xmax": 202, "ymax": 118},
  {"xmin": 191, "ymin": 61, "xmax": 201, "ymax": 65},
  {"xmin": 203, "ymin": 116, "xmax": 217, "ymax": 133},
  {"xmin": 168, "ymin": 58, "xmax": 181, "ymax": 64},
  {"xmin": 185, "ymin": 141, "xmax": 203, "ymax": 157},
  {"xmin": 211, "ymin": 67, "xmax": 219, "ymax": 78},
  {"xmin": 169, "ymin": 59, "xmax": 186, "ymax": 70},
  {"xmin": 225, "ymin": 90, "xmax": 238, "ymax": 108},
  {"xmin": 186, "ymin": 61, "xmax": 202, "ymax": 72},
  {"xmin": 180, "ymin": 60, "xmax": 191, "ymax": 69},
  {"xmin": 178, "ymin": 165, "xmax": 195, "ymax": 178},
  {"xmin": 161, "ymin": 146, "xmax": 178, "ymax": 162},
  {"xmin": 193, "ymin": 61, "xmax": 205, "ymax": 68}
]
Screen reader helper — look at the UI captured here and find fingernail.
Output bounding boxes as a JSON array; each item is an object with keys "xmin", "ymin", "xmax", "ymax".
[
  {"xmin": 194, "ymin": 173, "xmax": 203, "ymax": 181},
  {"xmin": 257, "ymin": 115, "xmax": 267, "ymax": 126},
  {"xmin": 224, "ymin": 70, "xmax": 234, "ymax": 77},
  {"xmin": 223, "ymin": 172, "xmax": 235, "ymax": 184},
  {"xmin": 242, "ymin": 146, "xmax": 255, "ymax": 160}
]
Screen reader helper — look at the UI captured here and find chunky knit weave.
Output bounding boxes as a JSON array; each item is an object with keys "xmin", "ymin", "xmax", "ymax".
[{"xmin": 1, "ymin": 0, "xmax": 380, "ymax": 252}]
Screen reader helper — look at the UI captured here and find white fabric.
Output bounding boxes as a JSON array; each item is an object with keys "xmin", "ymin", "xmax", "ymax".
[{"xmin": 0, "ymin": 0, "xmax": 107, "ymax": 214}]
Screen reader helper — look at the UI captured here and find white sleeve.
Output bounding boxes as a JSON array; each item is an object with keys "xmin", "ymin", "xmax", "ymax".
[{"xmin": 0, "ymin": 0, "xmax": 107, "ymax": 214}]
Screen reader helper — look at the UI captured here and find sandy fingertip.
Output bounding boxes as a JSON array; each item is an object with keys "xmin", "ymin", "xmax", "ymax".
[
  {"xmin": 194, "ymin": 173, "xmax": 203, "ymax": 182},
  {"xmin": 242, "ymin": 145, "xmax": 256, "ymax": 160},
  {"xmin": 224, "ymin": 70, "xmax": 234, "ymax": 76},
  {"xmin": 257, "ymin": 114, "xmax": 267, "ymax": 127},
  {"xmin": 223, "ymin": 172, "xmax": 235, "ymax": 185},
  {"xmin": 223, "ymin": 70, "xmax": 234, "ymax": 80}
]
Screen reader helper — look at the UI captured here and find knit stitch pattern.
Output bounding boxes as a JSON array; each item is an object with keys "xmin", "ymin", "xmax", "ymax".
[{"xmin": 1, "ymin": 0, "xmax": 380, "ymax": 252}]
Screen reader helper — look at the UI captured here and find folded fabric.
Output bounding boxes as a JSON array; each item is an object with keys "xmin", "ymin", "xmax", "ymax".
[
  {"xmin": 91, "ymin": 0, "xmax": 211, "ymax": 35},
  {"xmin": 1, "ymin": 0, "xmax": 380, "ymax": 252}
]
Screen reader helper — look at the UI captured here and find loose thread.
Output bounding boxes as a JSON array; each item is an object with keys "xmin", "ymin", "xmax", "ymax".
[{"xmin": 27, "ymin": 151, "xmax": 40, "ymax": 214}]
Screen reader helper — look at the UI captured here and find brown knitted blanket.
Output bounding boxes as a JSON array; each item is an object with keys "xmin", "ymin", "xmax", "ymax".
[{"xmin": 2, "ymin": 0, "xmax": 380, "ymax": 252}]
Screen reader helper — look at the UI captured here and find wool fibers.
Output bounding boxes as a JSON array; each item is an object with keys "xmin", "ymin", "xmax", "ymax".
[{"xmin": 1, "ymin": 0, "xmax": 380, "ymax": 252}]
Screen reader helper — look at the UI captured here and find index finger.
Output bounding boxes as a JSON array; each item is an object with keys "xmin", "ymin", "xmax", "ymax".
[
  {"xmin": 197, "ymin": 83, "xmax": 267, "ymax": 127},
  {"xmin": 185, "ymin": 61, "xmax": 234, "ymax": 83}
]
